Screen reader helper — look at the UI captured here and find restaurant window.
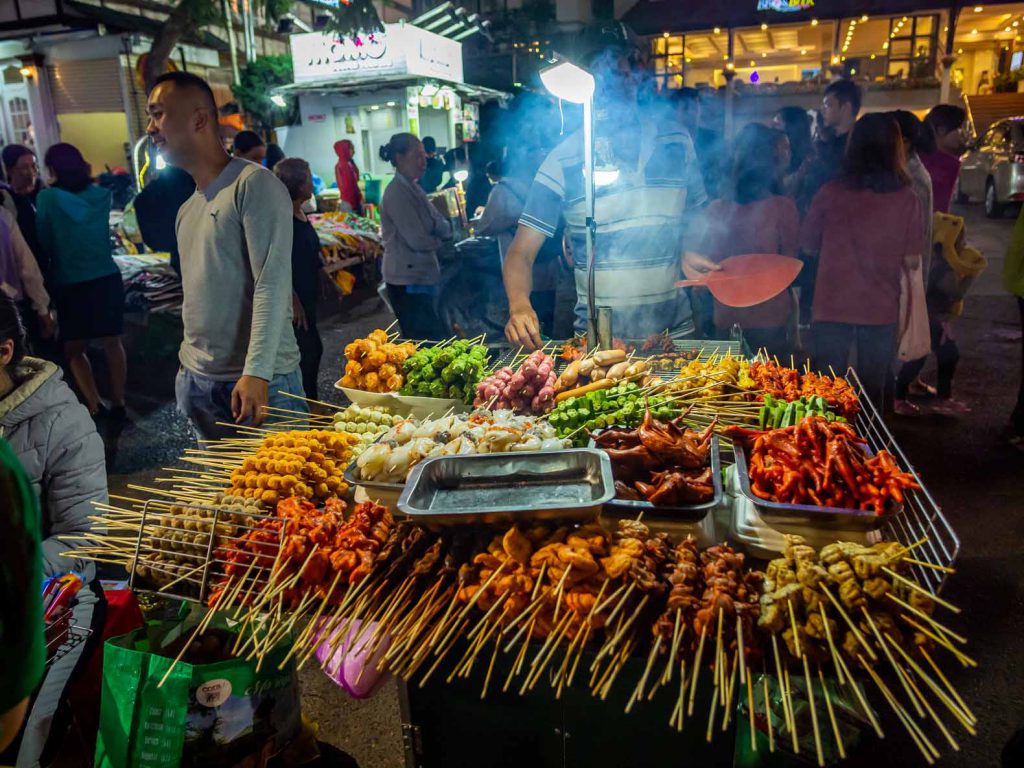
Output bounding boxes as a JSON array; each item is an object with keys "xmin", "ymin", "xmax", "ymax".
[
  {"xmin": 887, "ymin": 14, "xmax": 939, "ymax": 79},
  {"xmin": 650, "ymin": 34, "xmax": 685, "ymax": 90}
]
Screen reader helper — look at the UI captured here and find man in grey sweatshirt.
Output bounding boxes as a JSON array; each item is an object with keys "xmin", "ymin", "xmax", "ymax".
[{"xmin": 146, "ymin": 72, "xmax": 304, "ymax": 441}]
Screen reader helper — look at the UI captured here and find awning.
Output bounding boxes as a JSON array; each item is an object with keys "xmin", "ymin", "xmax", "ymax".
[
  {"xmin": 277, "ymin": 74, "xmax": 508, "ymax": 102},
  {"xmin": 0, "ymin": 0, "xmax": 228, "ymax": 50}
]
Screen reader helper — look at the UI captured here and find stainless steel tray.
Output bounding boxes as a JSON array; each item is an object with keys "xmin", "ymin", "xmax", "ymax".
[{"xmin": 398, "ymin": 449, "xmax": 614, "ymax": 525}]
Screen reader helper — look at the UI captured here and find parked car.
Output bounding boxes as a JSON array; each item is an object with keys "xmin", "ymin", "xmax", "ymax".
[{"xmin": 957, "ymin": 117, "xmax": 1024, "ymax": 217}]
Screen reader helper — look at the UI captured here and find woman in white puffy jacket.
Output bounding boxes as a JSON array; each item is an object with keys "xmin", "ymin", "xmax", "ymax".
[{"xmin": 0, "ymin": 293, "xmax": 106, "ymax": 767}]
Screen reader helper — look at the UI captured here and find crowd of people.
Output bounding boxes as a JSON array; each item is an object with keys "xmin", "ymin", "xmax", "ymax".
[{"xmin": 481, "ymin": 35, "xmax": 982, "ymax": 418}]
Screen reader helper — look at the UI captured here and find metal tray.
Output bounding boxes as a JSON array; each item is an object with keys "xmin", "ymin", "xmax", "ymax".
[
  {"xmin": 732, "ymin": 439, "xmax": 898, "ymax": 532},
  {"xmin": 398, "ymin": 449, "xmax": 614, "ymax": 525},
  {"xmin": 593, "ymin": 436, "xmax": 723, "ymax": 523}
]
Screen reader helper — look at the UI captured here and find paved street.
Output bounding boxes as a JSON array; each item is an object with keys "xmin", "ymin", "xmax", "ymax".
[{"xmin": 101, "ymin": 201, "xmax": 1022, "ymax": 768}]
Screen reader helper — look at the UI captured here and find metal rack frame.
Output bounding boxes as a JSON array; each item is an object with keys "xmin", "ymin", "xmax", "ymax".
[
  {"xmin": 128, "ymin": 498, "xmax": 286, "ymax": 605},
  {"xmin": 46, "ymin": 624, "xmax": 92, "ymax": 668},
  {"xmin": 847, "ymin": 367, "xmax": 960, "ymax": 592}
]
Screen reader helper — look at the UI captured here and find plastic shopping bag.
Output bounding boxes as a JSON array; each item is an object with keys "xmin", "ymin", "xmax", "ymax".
[
  {"xmin": 898, "ymin": 261, "xmax": 931, "ymax": 362},
  {"xmin": 95, "ymin": 617, "xmax": 301, "ymax": 768}
]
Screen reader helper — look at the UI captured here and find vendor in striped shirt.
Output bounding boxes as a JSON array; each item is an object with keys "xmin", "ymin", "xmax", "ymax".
[{"xmin": 503, "ymin": 40, "xmax": 719, "ymax": 348}]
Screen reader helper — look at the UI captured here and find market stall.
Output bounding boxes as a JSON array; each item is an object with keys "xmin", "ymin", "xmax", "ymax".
[{"xmin": 67, "ymin": 333, "xmax": 966, "ymax": 768}]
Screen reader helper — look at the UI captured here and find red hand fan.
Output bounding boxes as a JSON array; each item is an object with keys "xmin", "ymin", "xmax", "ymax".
[{"xmin": 675, "ymin": 253, "xmax": 803, "ymax": 308}]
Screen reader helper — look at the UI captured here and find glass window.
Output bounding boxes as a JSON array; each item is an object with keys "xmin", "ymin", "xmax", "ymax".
[
  {"xmin": 649, "ymin": 34, "xmax": 687, "ymax": 91},
  {"xmin": 885, "ymin": 13, "xmax": 939, "ymax": 80},
  {"xmin": 890, "ymin": 40, "xmax": 912, "ymax": 58}
]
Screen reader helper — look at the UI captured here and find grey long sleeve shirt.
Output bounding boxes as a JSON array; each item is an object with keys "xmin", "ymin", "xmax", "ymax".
[
  {"xmin": 380, "ymin": 172, "xmax": 453, "ymax": 285},
  {"xmin": 176, "ymin": 158, "xmax": 300, "ymax": 381}
]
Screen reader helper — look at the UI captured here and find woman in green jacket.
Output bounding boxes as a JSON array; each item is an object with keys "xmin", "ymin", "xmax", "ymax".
[
  {"xmin": 36, "ymin": 143, "xmax": 126, "ymax": 418},
  {"xmin": 0, "ymin": 436, "xmax": 44, "ymax": 754}
]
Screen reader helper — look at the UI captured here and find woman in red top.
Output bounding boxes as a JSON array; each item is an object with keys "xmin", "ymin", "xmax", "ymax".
[
  {"xmin": 334, "ymin": 139, "xmax": 363, "ymax": 214},
  {"xmin": 801, "ymin": 113, "xmax": 925, "ymax": 408},
  {"xmin": 698, "ymin": 123, "xmax": 798, "ymax": 358}
]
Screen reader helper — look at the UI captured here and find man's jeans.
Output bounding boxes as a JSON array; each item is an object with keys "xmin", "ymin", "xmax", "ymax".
[{"xmin": 175, "ymin": 368, "xmax": 309, "ymax": 442}]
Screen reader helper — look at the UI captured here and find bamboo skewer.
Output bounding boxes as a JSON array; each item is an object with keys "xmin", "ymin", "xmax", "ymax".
[
  {"xmin": 625, "ymin": 636, "xmax": 661, "ymax": 713},
  {"xmin": 858, "ymin": 654, "xmax": 938, "ymax": 764},
  {"xmin": 746, "ymin": 668, "xmax": 757, "ymax": 753},
  {"xmin": 898, "ymin": 615, "xmax": 977, "ymax": 667},
  {"xmin": 687, "ymin": 625, "xmax": 707, "ymax": 716},
  {"xmin": 881, "ymin": 568, "xmax": 960, "ymax": 613},
  {"xmin": 818, "ymin": 664, "xmax": 845, "ymax": 760},
  {"xmin": 886, "ymin": 635, "xmax": 976, "ymax": 734},
  {"xmin": 883, "ymin": 594, "xmax": 967, "ymax": 644},
  {"xmin": 921, "ymin": 647, "xmax": 975, "ymax": 721},
  {"xmin": 902, "ymin": 557, "xmax": 956, "ymax": 574},
  {"xmin": 762, "ymin": 672, "xmax": 774, "ymax": 752},
  {"xmin": 821, "ymin": 583, "xmax": 877, "ymax": 661},
  {"xmin": 861, "ymin": 607, "xmax": 926, "ymax": 718}
]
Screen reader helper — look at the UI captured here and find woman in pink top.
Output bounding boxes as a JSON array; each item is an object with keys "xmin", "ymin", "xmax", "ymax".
[
  {"xmin": 698, "ymin": 123, "xmax": 798, "ymax": 358},
  {"xmin": 801, "ymin": 113, "xmax": 925, "ymax": 408}
]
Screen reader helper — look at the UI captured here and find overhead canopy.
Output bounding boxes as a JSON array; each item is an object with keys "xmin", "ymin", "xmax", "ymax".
[
  {"xmin": 277, "ymin": 73, "xmax": 508, "ymax": 102},
  {"xmin": 0, "ymin": 0, "xmax": 228, "ymax": 49}
]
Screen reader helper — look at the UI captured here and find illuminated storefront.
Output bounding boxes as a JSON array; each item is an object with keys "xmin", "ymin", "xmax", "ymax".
[
  {"xmin": 628, "ymin": 1, "xmax": 1024, "ymax": 99},
  {"xmin": 275, "ymin": 22, "xmax": 504, "ymax": 184}
]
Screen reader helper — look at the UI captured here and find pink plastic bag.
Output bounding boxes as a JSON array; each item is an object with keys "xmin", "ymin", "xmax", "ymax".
[{"xmin": 313, "ymin": 618, "xmax": 392, "ymax": 698}]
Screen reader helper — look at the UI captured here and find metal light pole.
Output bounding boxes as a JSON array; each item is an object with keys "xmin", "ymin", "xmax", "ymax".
[{"xmin": 539, "ymin": 62, "xmax": 601, "ymax": 348}]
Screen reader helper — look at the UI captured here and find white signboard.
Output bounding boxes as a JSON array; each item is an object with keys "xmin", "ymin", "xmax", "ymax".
[{"xmin": 291, "ymin": 24, "xmax": 464, "ymax": 85}]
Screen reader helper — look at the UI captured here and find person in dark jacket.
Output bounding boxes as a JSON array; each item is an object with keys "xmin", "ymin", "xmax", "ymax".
[
  {"xmin": 0, "ymin": 145, "xmax": 45, "ymax": 275},
  {"xmin": 233, "ymin": 130, "xmax": 266, "ymax": 164},
  {"xmin": 419, "ymin": 136, "xmax": 445, "ymax": 194},
  {"xmin": 275, "ymin": 158, "xmax": 325, "ymax": 401},
  {"xmin": 333, "ymin": 139, "xmax": 363, "ymax": 214},
  {"xmin": 36, "ymin": 143, "xmax": 126, "ymax": 417},
  {"xmin": 264, "ymin": 143, "xmax": 285, "ymax": 171},
  {"xmin": 0, "ymin": 292, "xmax": 106, "ymax": 766},
  {"xmin": 133, "ymin": 164, "xmax": 195, "ymax": 277}
]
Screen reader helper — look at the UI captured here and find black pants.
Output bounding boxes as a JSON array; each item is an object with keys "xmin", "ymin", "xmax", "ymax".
[
  {"xmin": 294, "ymin": 316, "xmax": 323, "ymax": 401},
  {"xmin": 895, "ymin": 317, "xmax": 960, "ymax": 399},
  {"xmin": 814, "ymin": 321, "xmax": 896, "ymax": 411},
  {"xmin": 387, "ymin": 284, "xmax": 445, "ymax": 340}
]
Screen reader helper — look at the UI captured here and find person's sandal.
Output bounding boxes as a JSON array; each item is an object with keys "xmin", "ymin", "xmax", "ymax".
[
  {"xmin": 908, "ymin": 378, "xmax": 937, "ymax": 398},
  {"xmin": 929, "ymin": 398, "xmax": 971, "ymax": 415},
  {"xmin": 893, "ymin": 399, "xmax": 921, "ymax": 416}
]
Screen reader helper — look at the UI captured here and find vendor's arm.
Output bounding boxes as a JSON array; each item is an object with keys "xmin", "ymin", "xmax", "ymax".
[
  {"xmin": 235, "ymin": 170, "xmax": 295, "ymax": 425},
  {"xmin": 4, "ymin": 209, "xmax": 50, "ymax": 318},
  {"xmin": 503, "ymin": 225, "xmax": 546, "ymax": 348},
  {"xmin": 504, "ymin": 147, "xmax": 567, "ymax": 348},
  {"xmin": 239, "ymin": 171, "xmax": 294, "ymax": 383}
]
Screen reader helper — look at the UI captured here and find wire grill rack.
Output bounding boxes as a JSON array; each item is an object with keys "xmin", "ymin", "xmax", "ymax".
[
  {"xmin": 846, "ymin": 367, "xmax": 960, "ymax": 592},
  {"xmin": 127, "ymin": 499, "xmax": 285, "ymax": 605},
  {"xmin": 45, "ymin": 608, "xmax": 93, "ymax": 668}
]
